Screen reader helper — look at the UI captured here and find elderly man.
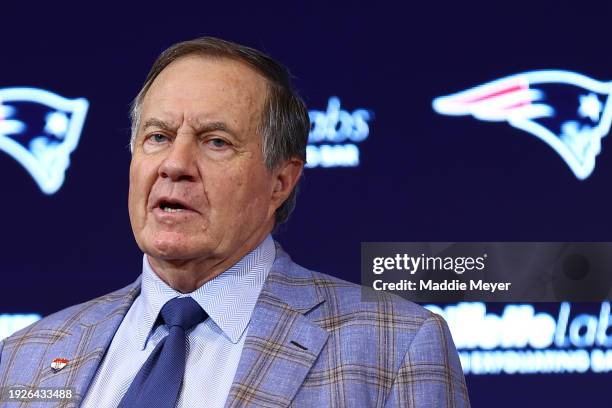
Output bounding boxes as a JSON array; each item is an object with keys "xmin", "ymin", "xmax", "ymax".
[{"xmin": 0, "ymin": 37, "xmax": 469, "ymax": 407}]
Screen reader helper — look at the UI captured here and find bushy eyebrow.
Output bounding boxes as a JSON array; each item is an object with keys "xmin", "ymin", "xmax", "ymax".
[
  {"xmin": 197, "ymin": 121, "xmax": 237, "ymax": 137},
  {"xmin": 142, "ymin": 118, "xmax": 179, "ymax": 132},
  {"xmin": 142, "ymin": 118, "xmax": 240, "ymax": 140}
]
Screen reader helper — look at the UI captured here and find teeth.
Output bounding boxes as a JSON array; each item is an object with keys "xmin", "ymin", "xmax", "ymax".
[{"xmin": 162, "ymin": 207, "xmax": 183, "ymax": 213}]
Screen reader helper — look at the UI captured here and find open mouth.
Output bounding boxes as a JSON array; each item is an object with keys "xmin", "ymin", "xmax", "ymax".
[{"xmin": 158, "ymin": 200, "xmax": 190, "ymax": 213}]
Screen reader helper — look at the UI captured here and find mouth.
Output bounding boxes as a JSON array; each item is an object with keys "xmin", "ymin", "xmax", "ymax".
[{"xmin": 153, "ymin": 197, "xmax": 196, "ymax": 214}]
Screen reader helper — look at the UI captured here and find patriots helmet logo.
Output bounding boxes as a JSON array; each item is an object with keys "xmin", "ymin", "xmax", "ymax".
[
  {"xmin": 432, "ymin": 70, "xmax": 612, "ymax": 179},
  {"xmin": 0, "ymin": 87, "xmax": 89, "ymax": 194}
]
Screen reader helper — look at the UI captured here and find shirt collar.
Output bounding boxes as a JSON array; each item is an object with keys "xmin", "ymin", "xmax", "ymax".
[{"xmin": 136, "ymin": 235, "xmax": 275, "ymax": 348}]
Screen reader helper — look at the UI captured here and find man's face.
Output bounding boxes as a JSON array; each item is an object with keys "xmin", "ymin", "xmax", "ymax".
[{"xmin": 128, "ymin": 56, "xmax": 285, "ymax": 266}]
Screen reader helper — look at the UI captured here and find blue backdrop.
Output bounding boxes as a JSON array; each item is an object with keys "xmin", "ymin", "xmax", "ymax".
[{"xmin": 1, "ymin": 2, "xmax": 611, "ymax": 406}]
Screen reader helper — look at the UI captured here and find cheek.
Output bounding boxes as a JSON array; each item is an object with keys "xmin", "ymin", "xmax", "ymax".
[
  {"xmin": 232, "ymin": 171, "xmax": 273, "ymax": 217},
  {"xmin": 209, "ymin": 168, "xmax": 268, "ymax": 216},
  {"xmin": 128, "ymin": 159, "xmax": 158, "ymax": 220}
]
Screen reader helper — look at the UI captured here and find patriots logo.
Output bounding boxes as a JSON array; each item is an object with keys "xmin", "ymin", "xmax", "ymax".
[
  {"xmin": 432, "ymin": 70, "xmax": 612, "ymax": 179},
  {"xmin": 0, "ymin": 87, "xmax": 89, "ymax": 194}
]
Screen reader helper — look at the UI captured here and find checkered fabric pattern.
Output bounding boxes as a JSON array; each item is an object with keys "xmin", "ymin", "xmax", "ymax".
[{"xmin": 0, "ymin": 243, "xmax": 469, "ymax": 407}]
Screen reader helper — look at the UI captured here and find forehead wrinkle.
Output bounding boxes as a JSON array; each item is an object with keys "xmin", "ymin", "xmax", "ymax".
[{"xmin": 144, "ymin": 57, "xmax": 269, "ymax": 143}]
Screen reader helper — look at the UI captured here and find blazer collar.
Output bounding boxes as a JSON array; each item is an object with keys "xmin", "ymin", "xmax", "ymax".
[{"xmin": 224, "ymin": 244, "xmax": 330, "ymax": 407}]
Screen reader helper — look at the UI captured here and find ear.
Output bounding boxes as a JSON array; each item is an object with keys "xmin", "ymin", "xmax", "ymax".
[{"xmin": 270, "ymin": 156, "xmax": 304, "ymax": 212}]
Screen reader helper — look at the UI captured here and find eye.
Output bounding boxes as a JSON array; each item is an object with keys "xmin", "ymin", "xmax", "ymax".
[
  {"xmin": 208, "ymin": 138, "xmax": 229, "ymax": 149},
  {"xmin": 149, "ymin": 133, "xmax": 169, "ymax": 143}
]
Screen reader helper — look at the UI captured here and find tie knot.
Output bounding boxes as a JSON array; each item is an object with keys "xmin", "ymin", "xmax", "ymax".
[{"xmin": 160, "ymin": 297, "xmax": 207, "ymax": 331}]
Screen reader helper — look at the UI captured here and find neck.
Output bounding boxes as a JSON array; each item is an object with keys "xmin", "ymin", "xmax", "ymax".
[{"xmin": 146, "ymin": 233, "xmax": 271, "ymax": 293}]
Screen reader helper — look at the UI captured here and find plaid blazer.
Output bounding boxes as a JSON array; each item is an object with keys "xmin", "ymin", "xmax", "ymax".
[{"xmin": 0, "ymin": 246, "xmax": 470, "ymax": 407}]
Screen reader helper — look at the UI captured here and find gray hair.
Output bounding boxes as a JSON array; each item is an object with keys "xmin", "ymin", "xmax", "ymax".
[{"xmin": 129, "ymin": 37, "xmax": 310, "ymax": 225}]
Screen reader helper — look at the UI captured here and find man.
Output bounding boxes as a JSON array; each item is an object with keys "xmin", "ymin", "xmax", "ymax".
[{"xmin": 0, "ymin": 37, "xmax": 469, "ymax": 407}]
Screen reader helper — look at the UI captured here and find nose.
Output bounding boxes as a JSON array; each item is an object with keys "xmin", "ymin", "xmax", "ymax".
[{"xmin": 158, "ymin": 135, "xmax": 198, "ymax": 182}]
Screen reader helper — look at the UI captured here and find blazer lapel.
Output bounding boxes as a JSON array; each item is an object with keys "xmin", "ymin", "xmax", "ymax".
[
  {"xmin": 225, "ymin": 249, "xmax": 329, "ymax": 408},
  {"xmin": 36, "ymin": 280, "xmax": 140, "ymax": 403}
]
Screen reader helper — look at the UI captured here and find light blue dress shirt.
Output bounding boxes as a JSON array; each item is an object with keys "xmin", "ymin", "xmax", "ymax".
[{"xmin": 80, "ymin": 235, "xmax": 275, "ymax": 408}]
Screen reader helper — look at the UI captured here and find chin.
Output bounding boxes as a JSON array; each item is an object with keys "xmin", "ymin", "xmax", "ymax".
[
  {"xmin": 145, "ymin": 233, "xmax": 214, "ymax": 260},
  {"xmin": 149, "ymin": 246, "xmax": 192, "ymax": 260},
  {"xmin": 143, "ymin": 234, "xmax": 189, "ymax": 258}
]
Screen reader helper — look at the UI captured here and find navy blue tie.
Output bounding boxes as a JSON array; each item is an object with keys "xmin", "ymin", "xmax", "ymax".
[{"xmin": 117, "ymin": 297, "xmax": 208, "ymax": 408}]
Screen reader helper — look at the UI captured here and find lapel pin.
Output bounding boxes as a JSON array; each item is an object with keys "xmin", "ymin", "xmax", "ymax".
[{"xmin": 51, "ymin": 358, "xmax": 69, "ymax": 372}]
